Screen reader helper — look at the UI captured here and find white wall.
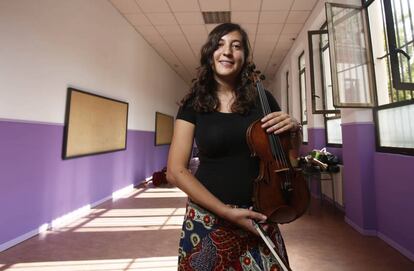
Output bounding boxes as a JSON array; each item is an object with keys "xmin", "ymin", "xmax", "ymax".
[{"xmin": 0, "ymin": 0, "xmax": 188, "ymax": 131}]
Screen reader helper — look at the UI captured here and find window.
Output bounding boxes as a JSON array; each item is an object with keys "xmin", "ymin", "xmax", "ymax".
[
  {"xmin": 298, "ymin": 51, "xmax": 308, "ymax": 143},
  {"xmin": 308, "ymin": 29, "xmax": 339, "ymax": 114},
  {"xmin": 367, "ymin": 0, "xmax": 414, "ymax": 155},
  {"xmin": 308, "ymin": 24, "xmax": 343, "ymax": 146},
  {"xmin": 326, "ymin": 2, "xmax": 376, "ymax": 107}
]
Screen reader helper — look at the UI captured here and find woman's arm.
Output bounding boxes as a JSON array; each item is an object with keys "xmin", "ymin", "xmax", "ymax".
[{"xmin": 166, "ymin": 119, "xmax": 266, "ymax": 233}]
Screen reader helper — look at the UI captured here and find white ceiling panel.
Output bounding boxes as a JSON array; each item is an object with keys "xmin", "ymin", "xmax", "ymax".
[
  {"xmin": 291, "ymin": 0, "xmax": 318, "ymax": 11},
  {"xmin": 174, "ymin": 45, "xmax": 196, "ymax": 58},
  {"xmin": 253, "ymin": 57, "xmax": 270, "ymax": 70},
  {"xmin": 254, "ymin": 34, "xmax": 279, "ymax": 45},
  {"xmin": 174, "ymin": 64, "xmax": 193, "ymax": 80},
  {"xmin": 125, "ymin": 13, "xmax": 151, "ymax": 26},
  {"xmin": 166, "ymin": 0, "xmax": 200, "ymax": 12},
  {"xmin": 231, "ymin": 0, "xmax": 261, "ymax": 11},
  {"xmin": 253, "ymin": 50, "xmax": 272, "ymax": 64},
  {"xmin": 189, "ymin": 41, "xmax": 204, "ymax": 56},
  {"xmin": 286, "ymin": 11, "xmax": 311, "ymax": 24},
  {"xmin": 110, "ymin": 0, "xmax": 141, "ymax": 14},
  {"xmin": 232, "ymin": 11, "xmax": 259, "ymax": 24},
  {"xmin": 156, "ymin": 25, "xmax": 183, "ymax": 35},
  {"xmin": 278, "ymin": 33, "xmax": 297, "ymax": 42},
  {"xmin": 142, "ymin": 33, "xmax": 165, "ymax": 45},
  {"xmin": 135, "ymin": 25, "xmax": 159, "ymax": 36},
  {"xmin": 269, "ymin": 50, "xmax": 289, "ymax": 66},
  {"xmin": 111, "ymin": 0, "xmax": 316, "ymax": 83},
  {"xmin": 175, "ymin": 12, "xmax": 204, "ymax": 25},
  {"xmin": 205, "ymin": 24, "xmax": 220, "ymax": 33},
  {"xmin": 257, "ymin": 24, "xmax": 283, "ymax": 35},
  {"xmin": 282, "ymin": 23, "xmax": 303, "ymax": 34},
  {"xmin": 199, "ymin": 0, "xmax": 230, "ymax": 11},
  {"xmin": 259, "ymin": 11, "xmax": 289, "ymax": 24},
  {"xmin": 136, "ymin": 0, "xmax": 170, "ymax": 12},
  {"xmin": 153, "ymin": 42, "xmax": 181, "ymax": 64},
  {"xmin": 163, "ymin": 34, "xmax": 188, "ymax": 47},
  {"xmin": 261, "ymin": 0, "xmax": 294, "ymax": 11},
  {"xmin": 275, "ymin": 40, "xmax": 294, "ymax": 51},
  {"xmin": 181, "ymin": 25, "xmax": 208, "ymax": 37},
  {"xmin": 240, "ymin": 23, "xmax": 257, "ymax": 39},
  {"xmin": 181, "ymin": 56, "xmax": 199, "ymax": 69},
  {"xmin": 148, "ymin": 13, "xmax": 178, "ymax": 25}
]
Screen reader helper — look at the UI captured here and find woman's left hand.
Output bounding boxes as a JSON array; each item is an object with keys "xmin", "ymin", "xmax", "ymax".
[{"xmin": 261, "ymin": 111, "xmax": 300, "ymax": 134}]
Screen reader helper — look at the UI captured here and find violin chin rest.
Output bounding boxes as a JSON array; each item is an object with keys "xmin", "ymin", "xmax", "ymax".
[{"xmin": 267, "ymin": 205, "xmax": 297, "ymax": 224}]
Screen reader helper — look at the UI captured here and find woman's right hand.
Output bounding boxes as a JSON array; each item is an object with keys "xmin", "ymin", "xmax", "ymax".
[{"xmin": 222, "ymin": 207, "xmax": 267, "ymax": 235}]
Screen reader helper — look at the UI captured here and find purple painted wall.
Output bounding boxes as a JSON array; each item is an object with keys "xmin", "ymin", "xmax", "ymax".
[
  {"xmin": 0, "ymin": 120, "xmax": 169, "ymax": 246},
  {"xmin": 342, "ymin": 123, "xmax": 377, "ymax": 230},
  {"xmin": 375, "ymin": 153, "xmax": 414, "ymax": 256}
]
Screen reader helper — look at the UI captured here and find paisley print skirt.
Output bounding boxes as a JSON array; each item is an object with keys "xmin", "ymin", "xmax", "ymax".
[{"xmin": 178, "ymin": 200, "xmax": 289, "ymax": 271}]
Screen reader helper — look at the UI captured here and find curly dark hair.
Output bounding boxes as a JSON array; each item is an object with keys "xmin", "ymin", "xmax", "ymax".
[{"xmin": 180, "ymin": 23, "xmax": 257, "ymax": 114}]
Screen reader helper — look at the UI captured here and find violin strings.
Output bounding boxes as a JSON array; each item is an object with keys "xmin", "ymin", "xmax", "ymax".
[
  {"xmin": 261, "ymin": 88, "xmax": 291, "ymax": 192},
  {"xmin": 257, "ymin": 83, "xmax": 288, "ymax": 168},
  {"xmin": 256, "ymin": 80, "xmax": 292, "ymax": 193}
]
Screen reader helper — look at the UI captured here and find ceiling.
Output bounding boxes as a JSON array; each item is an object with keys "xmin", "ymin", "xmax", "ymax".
[{"xmin": 109, "ymin": 0, "xmax": 318, "ymax": 85}]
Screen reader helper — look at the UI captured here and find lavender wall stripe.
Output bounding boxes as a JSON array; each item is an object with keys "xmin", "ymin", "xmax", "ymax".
[
  {"xmin": 0, "ymin": 120, "xmax": 169, "ymax": 246},
  {"xmin": 374, "ymin": 152, "xmax": 414, "ymax": 258},
  {"xmin": 342, "ymin": 123, "xmax": 377, "ymax": 229}
]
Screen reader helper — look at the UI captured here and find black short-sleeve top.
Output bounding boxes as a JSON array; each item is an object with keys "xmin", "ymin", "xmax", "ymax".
[{"xmin": 176, "ymin": 90, "xmax": 281, "ymax": 206}]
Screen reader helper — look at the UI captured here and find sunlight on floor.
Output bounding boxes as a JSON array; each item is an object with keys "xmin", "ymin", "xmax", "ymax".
[
  {"xmin": 1, "ymin": 256, "xmax": 178, "ymax": 270},
  {"xmin": 58, "ymin": 207, "xmax": 186, "ymax": 232},
  {"xmin": 134, "ymin": 187, "xmax": 187, "ymax": 198}
]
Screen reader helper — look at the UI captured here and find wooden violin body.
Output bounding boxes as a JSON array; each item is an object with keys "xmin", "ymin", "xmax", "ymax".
[
  {"xmin": 247, "ymin": 121, "xmax": 310, "ymax": 224},
  {"xmin": 245, "ymin": 63, "xmax": 310, "ymax": 224}
]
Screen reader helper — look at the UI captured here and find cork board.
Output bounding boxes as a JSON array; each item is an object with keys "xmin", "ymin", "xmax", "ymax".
[
  {"xmin": 63, "ymin": 88, "xmax": 128, "ymax": 159},
  {"xmin": 155, "ymin": 112, "xmax": 174, "ymax": 145}
]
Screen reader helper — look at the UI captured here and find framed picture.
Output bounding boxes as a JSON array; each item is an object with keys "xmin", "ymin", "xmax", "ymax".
[
  {"xmin": 155, "ymin": 112, "xmax": 174, "ymax": 146},
  {"xmin": 62, "ymin": 88, "xmax": 128, "ymax": 159}
]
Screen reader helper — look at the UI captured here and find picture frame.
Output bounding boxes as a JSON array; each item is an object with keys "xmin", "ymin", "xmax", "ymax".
[
  {"xmin": 62, "ymin": 88, "xmax": 129, "ymax": 159},
  {"xmin": 155, "ymin": 112, "xmax": 174, "ymax": 146}
]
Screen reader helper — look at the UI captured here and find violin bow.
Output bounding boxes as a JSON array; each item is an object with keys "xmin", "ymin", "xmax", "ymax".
[{"xmin": 252, "ymin": 220, "xmax": 293, "ymax": 271}]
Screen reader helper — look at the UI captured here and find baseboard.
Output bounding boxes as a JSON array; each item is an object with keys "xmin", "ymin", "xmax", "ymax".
[
  {"xmin": 0, "ymin": 184, "xmax": 134, "ymax": 252},
  {"xmin": 321, "ymin": 195, "xmax": 345, "ymax": 212},
  {"xmin": 344, "ymin": 216, "xmax": 377, "ymax": 236},
  {"xmin": 377, "ymin": 232, "xmax": 414, "ymax": 262},
  {"xmin": 0, "ymin": 224, "xmax": 48, "ymax": 253},
  {"xmin": 344, "ymin": 217, "xmax": 414, "ymax": 260}
]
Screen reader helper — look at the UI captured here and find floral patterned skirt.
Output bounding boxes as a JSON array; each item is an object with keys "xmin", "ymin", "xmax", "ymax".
[{"xmin": 178, "ymin": 200, "xmax": 289, "ymax": 271}]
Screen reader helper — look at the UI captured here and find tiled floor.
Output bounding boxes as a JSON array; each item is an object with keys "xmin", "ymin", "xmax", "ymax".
[{"xmin": 0, "ymin": 185, "xmax": 413, "ymax": 271}]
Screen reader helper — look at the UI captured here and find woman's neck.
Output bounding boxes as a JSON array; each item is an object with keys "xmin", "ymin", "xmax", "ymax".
[{"xmin": 216, "ymin": 83, "xmax": 236, "ymax": 113}]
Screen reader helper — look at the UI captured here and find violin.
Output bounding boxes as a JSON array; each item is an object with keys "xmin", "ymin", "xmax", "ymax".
[{"xmin": 246, "ymin": 64, "xmax": 310, "ymax": 224}]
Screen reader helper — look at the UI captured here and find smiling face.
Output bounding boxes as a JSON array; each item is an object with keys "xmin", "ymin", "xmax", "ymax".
[{"xmin": 212, "ymin": 30, "xmax": 246, "ymax": 87}]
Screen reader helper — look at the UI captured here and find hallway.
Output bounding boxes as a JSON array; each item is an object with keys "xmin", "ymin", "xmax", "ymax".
[{"xmin": 0, "ymin": 185, "xmax": 412, "ymax": 271}]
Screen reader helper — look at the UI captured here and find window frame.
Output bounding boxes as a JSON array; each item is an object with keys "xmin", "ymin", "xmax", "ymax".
[
  {"xmin": 308, "ymin": 29, "xmax": 341, "ymax": 114},
  {"xmin": 298, "ymin": 51, "xmax": 308, "ymax": 144},
  {"xmin": 324, "ymin": 114, "xmax": 343, "ymax": 147},
  {"xmin": 325, "ymin": 2, "xmax": 378, "ymax": 108},
  {"xmin": 373, "ymin": 99, "xmax": 414, "ymax": 155}
]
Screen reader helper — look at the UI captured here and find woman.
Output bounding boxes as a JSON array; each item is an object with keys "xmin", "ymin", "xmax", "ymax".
[{"xmin": 167, "ymin": 23, "xmax": 301, "ymax": 270}]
